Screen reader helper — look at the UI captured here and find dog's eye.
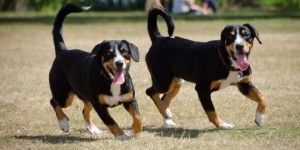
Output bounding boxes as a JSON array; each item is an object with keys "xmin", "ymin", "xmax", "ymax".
[
  {"xmin": 107, "ymin": 51, "xmax": 113, "ymax": 56},
  {"xmin": 243, "ymin": 33, "xmax": 250, "ymax": 38},
  {"xmin": 106, "ymin": 49, "xmax": 114, "ymax": 56},
  {"xmin": 119, "ymin": 48, "xmax": 127, "ymax": 54}
]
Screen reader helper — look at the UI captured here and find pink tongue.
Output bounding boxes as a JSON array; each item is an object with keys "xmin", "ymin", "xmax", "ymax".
[
  {"xmin": 236, "ymin": 54, "xmax": 249, "ymax": 71},
  {"xmin": 113, "ymin": 71, "xmax": 125, "ymax": 85}
]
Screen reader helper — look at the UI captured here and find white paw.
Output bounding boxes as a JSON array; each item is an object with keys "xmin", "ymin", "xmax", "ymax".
[
  {"xmin": 255, "ymin": 112, "xmax": 265, "ymax": 126},
  {"xmin": 165, "ymin": 108, "xmax": 173, "ymax": 118},
  {"xmin": 86, "ymin": 123, "xmax": 102, "ymax": 135},
  {"xmin": 217, "ymin": 122, "xmax": 235, "ymax": 129},
  {"xmin": 126, "ymin": 129, "xmax": 141, "ymax": 137},
  {"xmin": 58, "ymin": 117, "xmax": 69, "ymax": 132},
  {"xmin": 116, "ymin": 133, "xmax": 129, "ymax": 141},
  {"xmin": 163, "ymin": 118, "xmax": 177, "ymax": 127}
]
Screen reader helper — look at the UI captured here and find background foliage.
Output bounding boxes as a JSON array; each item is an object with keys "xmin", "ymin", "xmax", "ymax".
[{"xmin": 0, "ymin": 0, "xmax": 300, "ymax": 12}]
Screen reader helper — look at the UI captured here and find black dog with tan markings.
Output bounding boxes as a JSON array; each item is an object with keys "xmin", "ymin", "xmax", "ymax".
[
  {"xmin": 145, "ymin": 6, "xmax": 267, "ymax": 129},
  {"xmin": 49, "ymin": 4, "xmax": 142, "ymax": 140}
]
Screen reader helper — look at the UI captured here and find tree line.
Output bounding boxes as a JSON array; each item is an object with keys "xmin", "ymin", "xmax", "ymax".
[{"xmin": 1, "ymin": 0, "xmax": 299, "ymax": 12}]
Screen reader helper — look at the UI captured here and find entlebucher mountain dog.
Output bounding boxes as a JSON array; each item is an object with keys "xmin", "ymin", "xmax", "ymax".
[
  {"xmin": 145, "ymin": 6, "xmax": 267, "ymax": 129},
  {"xmin": 49, "ymin": 4, "xmax": 142, "ymax": 140}
]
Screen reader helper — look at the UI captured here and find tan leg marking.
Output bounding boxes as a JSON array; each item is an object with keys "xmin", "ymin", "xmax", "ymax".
[
  {"xmin": 206, "ymin": 111, "xmax": 225, "ymax": 127},
  {"xmin": 163, "ymin": 78, "xmax": 182, "ymax": 108},
  {"xmin": 107, "ymin": 124, "xmax": 124, "ymax": 136},
  {"xmin": 83, "ymin": 101, "xmax": 94, "ymax": 125},
  {"xmin": 65, "ymin": 92, "xmax": 75, "ymax": 107},
  {"xmin": 127, "ymin": 104, "xmax": 142, "ymax": 134},
  {"xmin": 98, "ymin": 94, "xmax": 106, "ymax": 105},
  {"xmin": 246, "ymin": 88, "xmax": 267, "ymax": 114},
  {"xmin": 240, "ymin": 75, "xmax": 267, "ymax": 114},
  {"xmin": 210, "ymin": 80, "xmax": 222, "ymax": 91},
  {"xmin": 53, "ymin": 92, "xmax": 74, "ymax": 121},
  {"xmin": 54, "ymin": 105, "xmax": 67, "ymax": 121},
  {"xmin": 152, "ymin": 93, "xmax": 168, "ymax": 118}
]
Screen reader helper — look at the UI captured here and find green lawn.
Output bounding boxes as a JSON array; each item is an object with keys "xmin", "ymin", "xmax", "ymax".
[{"xmin": 0, "ymin": 11, "xmax": 299, "ymax": 149}]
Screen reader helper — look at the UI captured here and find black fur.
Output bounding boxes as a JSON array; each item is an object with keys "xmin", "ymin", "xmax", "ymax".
[
  {"xmin": 49, "ymin": 4, "xmax": 141, "ymax": 136},
  {"xmin": 146, "ymin": 6, "xmax": 265, "ymax": 127}
]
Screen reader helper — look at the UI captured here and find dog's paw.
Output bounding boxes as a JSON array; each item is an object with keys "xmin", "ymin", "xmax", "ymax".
[
  {"xmin": 127, "ymin": 129, "xmax": 142, "ymax": 137},
  {"xmin": 163, "ymin": 118, "xmax": 177, "ymax": 127},
  {"xmin": 116, "ymin": 133, "xmax": 130, "ymax": 141},
  {"xmin": 217, "ymin": 123, "xmax": 235, "ymax": 129},
  {"xmin": 255, "ymin": 112, "xmax": 265, "ymax": 126},
  {"xmin": 58, "ymin": 117, "xmax": 69, "ymax": 132},
  {"xmin": 86, "ymin": 124, "xmax": 102, "ymax": 135}
]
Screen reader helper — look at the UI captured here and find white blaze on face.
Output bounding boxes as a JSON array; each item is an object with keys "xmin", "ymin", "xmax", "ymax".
[
  {"xmin": 112, "ymin": 46, "xmax": 126, "ymax": 85},
  {"xmin": 114, "ymin": 46, "xmax": 126, "ymax": 70},
  {"xmin": 234, "ymin": 28, "xmax": 250, "ymax": 71},
  {"xmin": 234, "ymin": 28, "xmax": 243, "ymax": 53}
]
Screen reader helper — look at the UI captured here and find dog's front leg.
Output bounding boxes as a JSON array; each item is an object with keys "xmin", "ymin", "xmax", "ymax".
[
  {"xmin": 93, "ymin": 105, "xmax": 128, "ymax": 140},
  {"xmin": 237, "ymin": 82, "xmax": 267, "ymax": 126},
  {"xmin": 123, "ymin": 98, "xmax": 142, "ymax": 137},
  {"xmin": 195, "ymin": 84, "xmax": 234, "ymax": 129}
]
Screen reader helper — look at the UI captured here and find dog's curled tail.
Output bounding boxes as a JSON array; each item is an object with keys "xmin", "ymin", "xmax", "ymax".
[
  {"xmin": 52, "ymin": 3, "xmax": 90, "ymax": 56},
  {"xmin": 147, "ymin": 5, "xmax": 174, "ymax": 42}
]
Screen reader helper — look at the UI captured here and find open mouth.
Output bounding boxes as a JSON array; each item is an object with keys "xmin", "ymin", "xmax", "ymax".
[
  {"xmin": 234, "ymin": 52, "xmax": 249, "ymax": 71},
  {"xmin": 108, "ymin": 67, "xmax": 126, "ymax": 85}
]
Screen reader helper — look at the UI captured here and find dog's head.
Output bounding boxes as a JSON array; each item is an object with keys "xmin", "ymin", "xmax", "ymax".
[
  {"xmin": 91, "ymin": 40, "xmax": 139, "ymax": 84},
  {"xmin": 221, "ymin": 23, "xmax": 262, "ymax": 71}
]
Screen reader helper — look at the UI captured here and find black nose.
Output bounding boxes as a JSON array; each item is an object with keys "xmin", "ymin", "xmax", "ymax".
[
  {"xmin": 115, "ymin": 61, "xmax": 123, "ymax": 68},
  {"xmin": 235, "ymin": 44, "xmax": 244, "ymax": 51}
]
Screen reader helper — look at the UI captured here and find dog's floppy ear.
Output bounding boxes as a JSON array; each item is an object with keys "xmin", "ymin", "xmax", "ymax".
[
  {"xmin": 220, "ymin": 25, "xmax": 230, "ymax": 46},
  {"xmin": 122, "ymin": 40, "xmax": 139, "ymax": 62},
  {"xmin": 244, "ymin": 23, "xmax": 262, "ymax": 44},
  {"xmin": 91, "ymin": 40, "xmax": 106, "ymax": 56}
]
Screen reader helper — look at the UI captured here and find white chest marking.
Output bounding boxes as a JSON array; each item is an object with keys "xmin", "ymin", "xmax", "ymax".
[
  {"xmin": 219, "ymin": 71, "xmax": 243, "ymax": 90},
  {"xmin": 104, "ymin": 84, "xmax": 121, "ymax": 106},
  {"xmin": 104, "ymin": 84, "xmax": 131, "ymax": 106}
]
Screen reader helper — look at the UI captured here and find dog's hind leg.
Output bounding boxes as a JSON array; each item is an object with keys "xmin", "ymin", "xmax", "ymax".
[
  {"xmin": 82, "ymin": 101, "xmax": 102, "ymax": 134},
  {"xmin": 161, "ymin": 78, "xmax": 182, "ymax": 127},
  {"xmin": 162, "ymin": 78, "xmax": 183, "ymax": 107},
  {"xmin": 50, "ymin": 91, "xmax": 74, "ymax": 132},
  {"xmin": 237, "ymin": 81, "xmax": 267, "ymax": 126},
  {"xmin": 146, "ymin": 86, "xmax": 177, "ymax": 127}
]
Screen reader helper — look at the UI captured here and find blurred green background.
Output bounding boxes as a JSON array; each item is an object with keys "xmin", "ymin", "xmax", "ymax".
[{"xmin": 1, "ymin": 0, "xmax": 299, "ymax": 12}]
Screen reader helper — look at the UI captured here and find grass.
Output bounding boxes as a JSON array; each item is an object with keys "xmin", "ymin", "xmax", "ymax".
[{"xmin": 0, "ymin": 11, "xmax": 300, "ymax": 149}]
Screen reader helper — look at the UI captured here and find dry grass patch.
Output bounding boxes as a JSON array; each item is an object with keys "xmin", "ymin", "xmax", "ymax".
[{"xmin": 0, "ymin": 15, "xmax": 299, "ymax": 149}]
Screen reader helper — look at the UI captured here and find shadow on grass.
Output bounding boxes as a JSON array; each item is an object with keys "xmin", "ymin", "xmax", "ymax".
[
  {"xmin": 0, "ymin": 11, "xmax": 299, "ymax": 25},
  {"xmin": 14, "ymin": 134, "xmax": 103, "ymax": 144},
  {"xmin": 143, "ymin": 126, "xmax": 220, "ymax": 139}
]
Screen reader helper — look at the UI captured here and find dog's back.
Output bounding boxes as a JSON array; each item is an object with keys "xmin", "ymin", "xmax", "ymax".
[{"xmin": 147, "ymin": 6, "xmax": 224, "ymax": 82}]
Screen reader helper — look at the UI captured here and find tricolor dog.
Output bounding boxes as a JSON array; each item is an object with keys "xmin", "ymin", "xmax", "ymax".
[
  {"xmin": 145, "ymin": 6, "xmax": 267, "ymax": 129},
  {"xmin": 49, "ymin": 4, "xmax": 142, "ymax": 140}
]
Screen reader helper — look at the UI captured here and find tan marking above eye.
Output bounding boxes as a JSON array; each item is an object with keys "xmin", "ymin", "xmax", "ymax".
[
  {"xmin": 242, "ymin": 30, "xmax": 246, "ymax": 34},
  {"xmin": 108, "ymin": 49, "xmax": 113, "ymax": 53},
  {"xmin": 230, "ymin": 31, "xmax": 235, "ymax": 36},
  {"xmin": 120, "ymin": 47, "xmax": 125, "ymax": 51}
]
